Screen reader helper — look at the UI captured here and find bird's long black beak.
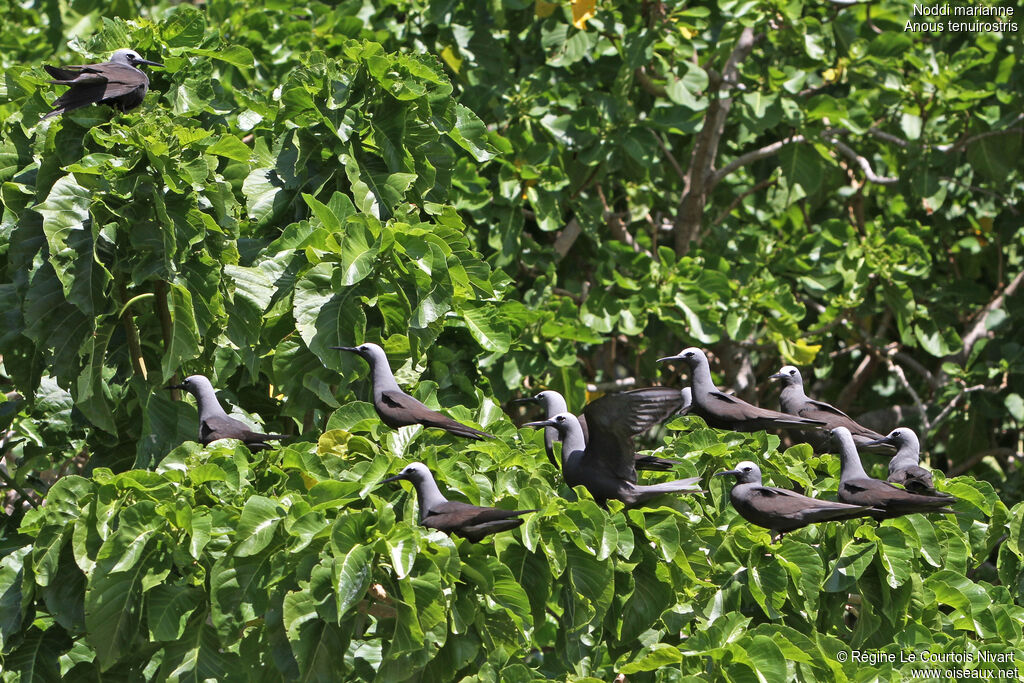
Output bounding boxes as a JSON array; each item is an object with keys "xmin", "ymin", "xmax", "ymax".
[
  {"xmin": 165, "ymin": 384, "xmax": 184, "ymax": 390},
  {"xmin": 512, "ymin": 397, "xmax": 539, "ymax": 406},
  {"xmin": 768, "ymin": 373, "xmax": 784, "ymax": 380},
  {"xmin": 523, "ymin": 418, "xmax": 555, "ymax": 429},
  {"xmin": 330, "ymin": 346, "xmax": 358, "ymax": 352},
  {"xmin": 139, "ymin": 58, "xmax": 163, "ymax": 67},
  {"xmin": 714, "ymin": 469, "xmax": 740, "ymax": 478},
  {"xmin": 380, "ymin": 474, "xmax": 405, "ymax": 484},
  {"xmin": 657, "ymin": 355, "xmax": 682, "ymax": 363},
  {"xmin": 861, "ymin": 436, "xmax": 892, "ymax": 447}
]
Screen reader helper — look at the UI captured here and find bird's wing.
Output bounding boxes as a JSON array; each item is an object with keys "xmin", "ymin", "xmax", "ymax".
[
  {"xmin": 709, "ymin": 390, "xmax": 825, "ymax": 426},
  {"xmin": 801, "ymin": 399, "xmax": 854, "ymax": 420},
  {"xmin": 799, "ymin": 400, "xmax": 885, "ymax": 440},
  {"xmin": 380, "ymin": 390, "xmax": 492, "ymax": 439},
  {"xmin": 747, "ymin": 486, "xmax": 860, "ymax": 517},
  {"xmin": 582, "ymin": 388, "xmax": 686, "ymax": 480},
  {"xmin": 44, "ymin": 65, "xmax": 96, "ymax": 82},
  {"xmin": 424, "ymin": 501, "xmax": 532, "ymax": 531},
  {"xmin": 201, "ymin": 414, "xmax": 275, "ymax": 444}
]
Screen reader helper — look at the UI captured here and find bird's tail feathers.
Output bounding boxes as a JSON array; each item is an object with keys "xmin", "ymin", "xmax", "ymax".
[{"xmin": 638, "ymin": 476, "xmax": 703, "ymax": 494}]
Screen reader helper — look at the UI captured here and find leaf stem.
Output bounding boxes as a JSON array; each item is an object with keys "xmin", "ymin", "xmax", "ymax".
[
  {"xmin": 155, "ymin": 280, "xmax": 179, "ymax": 399},
  {"xmin": 119, "ymin": 282, "xmax": 148, "ymax": 380}
]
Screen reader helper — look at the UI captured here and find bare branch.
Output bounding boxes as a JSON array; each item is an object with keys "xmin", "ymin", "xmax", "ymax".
[
  {"xmin": 826, "ymin": 136, "xmax": 899, "ymax": 185},
  {"xmin": 892, "ymin": 351, "xmax": 939, "ymax": 390},
  {"xmin": 554, "ymin": 217, "xmax": 582, "ymax": 260},
  {"xmin": 935, "ymin": 115, "xmax": 1024, "ymax": 153},
  {"xmin": 940, "ymin": 176, "xmax": 1018, "ymax": 213},
  {"xmin": 651, "ymin": 130, "xmax": 686, "ymax": 182},
  {"xmin": 887, "ymin": 355, "xmax": 931, "ymax": 433},
  {"xmin": 868, "ymin": 127, "xmax": 909, "ymax": 148},
  {"xmin": 674, "ymin": 27, "xmax": 758, "ymax": 253},
  {"xmin": 712, "ymin": 177, "xmax": 777, "ymax": 226},
  {"xmin": 948, "ymin": 447, "xmax": 1018, "ymax": 477},
  {"xmin": 931, "ymin": 383, "xmax": 986, "ymax": 431},
  {"xmin": 635, "ymin": 66, "xmax": 667, "ymax": 98},
  {"xmin": 954, "ymin": 268, "xmax": 1024, "ymax": 364},
  {"xmin": 597, "ymin": 185, "xmax": 654, "ymax": 258},
  {"xmin": 709, "ymin": 136, "xmax": 805, "ymax": 188}
]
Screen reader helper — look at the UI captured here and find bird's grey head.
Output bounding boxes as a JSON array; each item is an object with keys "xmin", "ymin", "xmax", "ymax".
[
  {"xmin": 110, "ymin": 49, "xmax": 163, "ymax": 69},
  {"xmin": 523, "ymin": 411, "xmax": 575, "ymax": 434},
  {"xmin": 381, "ymin": 461, "xmax": 432, "ymax": 486},
  {"xmin": 657, "ymin": 347, "xmax": 706, "ymax": 368},
  {"xmin": 533, "ymin": 390, "xmax": 567, "ymax": 413},
  {"xmin": 512, "ymin": 390, "xmax": 566, "ymax": 414},
  {"xmin": 881, "ymin": 427, "xmax": 919, "ymax": 450},
  {"xmin": 333, "ymin": 342, "xmax": 388, "ymax": 366},
  {"xmin": 769, "ymin": 365, "xmax": 802, "ymax": 385},
  {"xmin": 830, "ymin": 426, "xmax": 854, "ymax": 447},
  {"xmin": 715, "ymin": 460, "xmax": 763, "ymax": 485},
  {"xmin": 167, "ymin": 374, "xmax": 213, "ymax": 396}
]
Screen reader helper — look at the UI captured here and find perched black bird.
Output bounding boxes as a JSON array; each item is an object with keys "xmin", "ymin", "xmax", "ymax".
[
  {"xmin": 658, "ymin": 348, "xmax": 826, "ymax": 432},
  {"xmin": 770, "ymin": 365, "xmax": 894, "ymax": 454},
  {"xmin": 382, "ymin": 462, "xmax": 535, "ymax": 542},
  {"xmin": 715, "ymin": 460, "xmax": 877, "ymax": 541},
  {"xmin": 525, "ymin": 412, "xmax": 702, "ymax": 507},
  {"xmin": 514, "ymin": 387, "xmax": 689, "ymax": 470},
  {"xmin": 42, "ymin": 49, "xmax": 162, "ymax": 120},
  {"xmin": 168, "ymin": 375, "xmax": 286, "ymax": 451},
  {"xmin": 333, "ymin": 343, "xmax": 494, "ymax": 440},
  {"xmin": 833, "ymin": 427, "xmax": 956, "ymax": 519},
  {"xmin": 864, "ymin": 428, "xmax": 942, "ymax": 495}
]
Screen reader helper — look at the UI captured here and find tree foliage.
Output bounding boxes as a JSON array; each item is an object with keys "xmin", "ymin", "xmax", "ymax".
[{"xmin": 1, "ymin": 0, "xmax": 1022, "ymax": 680}]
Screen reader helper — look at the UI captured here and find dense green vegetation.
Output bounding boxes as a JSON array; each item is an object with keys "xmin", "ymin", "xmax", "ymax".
[{"xmin": 1, "ymin": 0, "xmax": 1022, "ymax": 680}]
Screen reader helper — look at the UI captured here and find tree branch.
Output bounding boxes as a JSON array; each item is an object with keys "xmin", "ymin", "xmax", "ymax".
[
  {"xmin": 867, "ymin": 127, "xmax": 909, "ymax": 148},
  {"xmin": 887, "ymin": 355, "xmax": 931, "ymax": 433},
  {"xmin": 651, "ymin": 130, "xmax": 686, "ymax": 182},
  {"xmin": 954, "ymin": 268, "xmax": 1024, "ymax": 364},
  {"xmin": 935, "ymin": 116, "xmax": 1024, "ymax": 153},
  {"xmin": 553, "ymin": 217, "xmax": 582, "ymax": 261},
  {"xmin": 712, "ymin": 177, "xmax": 778, "ymax": 226},
  {"xmin": 597, "ymin": 185, "xmax": 653, "ymax": 258},
  {"xmin": 710, "ymin": 136, "xmax": 805, "ymax": 188},
  {"xmin": 825, "ymin": 135, "xmax": 899, "ymax": 185},
  {"xmin": 674, "ymin": 27, "xmax": 758, "ymax": 253}
]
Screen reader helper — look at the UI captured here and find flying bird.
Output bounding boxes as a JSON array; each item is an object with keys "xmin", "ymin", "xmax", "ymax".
[
  {"xmin": 168, "ymin": 375, "xmax": 287, "ymax": 451},
  {"xmin": 381, "ymin": 462, "xmax": 535, "ymax": 542},
  {"xmin": 42, "ymin": 49, "xmax": 162, "ymax": 120},
  {"xmin": 333, "ymin": 343, "xmax": 494, "ymax": 440},
  {"xmin": 525, "ymin": 412, "xmax": 702, "ymax": 507},
  {"xmin": 513, "ymin": 387, "xmax": 688, "ymax": 470}
]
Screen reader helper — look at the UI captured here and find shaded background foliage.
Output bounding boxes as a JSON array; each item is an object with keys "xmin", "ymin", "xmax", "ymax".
[{"xmin": 0, "ymin": 0, "xmax": 1022, "ymax": 680}]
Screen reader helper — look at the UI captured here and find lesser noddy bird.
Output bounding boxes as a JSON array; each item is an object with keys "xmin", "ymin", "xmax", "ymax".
[
  {"xmin": 514, "ymin": 387, "xmax": 689, "ymax": 470},
  {"xmin": 769, "ymin": 365, "xmax": 894, "ymax": 454},
  {"xmin": 524, "ymin": 412, "xmax": 702, "ymax": 507},
  {"xmin": 657, "ymin": 348, "xmax": 826, "ymax": 432},
  {"xmin": 168, "ymin": 375, "xmax": 287, "ymax": 451},
  {"xmin": 715, "ymin": 460, "xmax": 877, "ymax": 540},
  {"xmin": 381, "ymin": 462, "xmax": 536, "ymax": 542},
  {"xmin": 833, "ymin": 427, "xmax": 956, "ymax": 519},
  {"xmin": 42, "ymin": 49, "xmax": 162, "ymax": 120},
  {"xmin": 333, "ymin": 343, "xmax": 494, "ymax": 440},
  {"xmin": 863, "ymin": 428, "xmax": 941, "ymax": 495}
]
